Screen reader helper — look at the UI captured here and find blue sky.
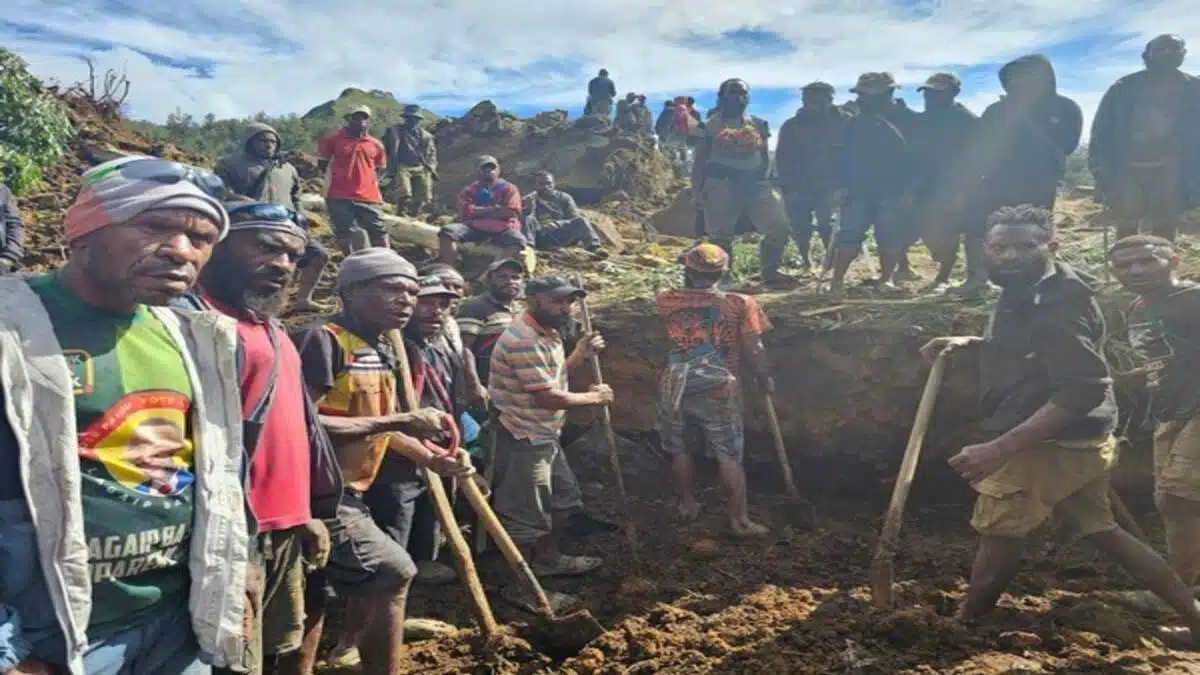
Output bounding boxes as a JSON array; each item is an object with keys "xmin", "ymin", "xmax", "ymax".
[{"xmin": 3, "ymin": 1, "xmax": 1196, "ymax": 145}]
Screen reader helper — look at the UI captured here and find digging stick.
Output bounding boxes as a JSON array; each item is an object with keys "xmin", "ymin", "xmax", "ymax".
[
  {"xmin": 763, "ymin": 393, "xmax": 800, "ymax": 499},
  {"xmin": 869, "ymin": 353, "xmax": 948, "ymax": 610},
  {"xmin": 573, "ymin": 275, "xmax": 643, "ymax": 571},
  {"xmin": 384, "ymin": 329, "xmax": 499, "ymax": 640}
]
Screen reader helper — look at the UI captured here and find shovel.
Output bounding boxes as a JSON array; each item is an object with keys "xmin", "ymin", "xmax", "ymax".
[
  {"xmin": 869, "ymin": 352, "xmax": 947, "ymax": 610},
  {"xmin": 459, "ymin": 475, "xmax": 606, "ymax": 653},
  {"xmin": 385, "ymin": 329, "xmax": 500, "ymax": 641}
]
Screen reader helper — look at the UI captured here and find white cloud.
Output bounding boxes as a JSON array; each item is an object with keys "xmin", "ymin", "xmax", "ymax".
[{"xmin": 5, "ymin": 0, "xmax": 1195, "ymax": 143}]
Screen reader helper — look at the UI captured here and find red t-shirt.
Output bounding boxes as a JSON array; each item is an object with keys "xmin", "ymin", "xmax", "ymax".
[
  {"xmin": 318, "ymin": 129, "xmax": 387, "ymax": 203},
  {"xmin": 655, "ymin": 289, "xmax": 770, "ymax": 377},
  {"xmin": 208, "ymin": 296, "xmax": 313, "ymax": 532},
  {"xmin": 457, "ymin": 179, "xmax": 523, "ymax": 232}
]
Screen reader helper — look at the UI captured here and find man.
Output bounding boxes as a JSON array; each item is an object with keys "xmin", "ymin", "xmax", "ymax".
[
  {"xmin": 615, "ymin": 93, "xmax": 639, "ymax": 133},
  {"xmin": 291, "ymin": 248, "xmax": 471, "ymax": 674},
  {"xmin": 364, "ymin": 274, "xmax": 467, "ymax": 587},
  {"xmin": 908, "ymin": 73, "xmax": 980, "ymax": 293},
  {"xmin": 693, "ymin": 78, "xmax": 795, "ymax": 288},
  {"xmin": 419, "ymin": 263, "xmax": 488, "ymax": 409},
  {"xmin": 775, "ymin": 81, "xmax": 848, "ymax": 270},
  {"xmin": 317, "ymin": 106, "xmax": 388, "ymax": 254},
  {"xmin": 634, "ymin": 95, "xmax": 654, "ymax": 135},
  {"xmin": 188, "ymin": 201, "xmax": 344, "ymax": 675},
  {"xmin": 1091, "ymin": 35, "xmax": 1200, "ymax": 241},
  {"xmin": 523, "ymin": 171, "xmax": 608, "ymax": 258},
  {"xmin": 438, "ymin": 155, "xmax": 528, "ymax": 265},
  {"xmin": 585, "ymin": 69, "xmax": 616, "ymax": 118},
  {"xmin": 655, "ymin": 100, "xmax": 676, "ymax": 140},
  {"xmin": 0, "ymin": 181, "xmax": 25, "ymax": 274},
  {"xmin": 1109, "ymin": 235, "xmax": 1200, "ymax": 595},
  {"xmin": 657, "ymin": 244, "xmax": 771, "ymax": 537},
  {"xmin": 382, "ymin": 105, "xmax": 439, "ymax": 218},
  {"xmin": 215, "ymin": 127, "xmax": 328, "ymax": 312},
  {"xmin": 829, "ymin": 72, "xmax": 919, "ymax": 296},
  {"xmin": 922, "ymin": 204, "xmax": 1200, "ymax": 646},
  {"xmin": 956, "ymin": 55, "xmax": 1081, "ymax": 296},
  {"xmin": 0, "ymin": 156, "xmax": 249, "ymax": 674},
  {"xmin": 457, "ymin": 258, "xmax": 527, "ymax": 385},
  {"xmin": 488, "ymin": 277, "xmax": 611, "ymax": 577}
]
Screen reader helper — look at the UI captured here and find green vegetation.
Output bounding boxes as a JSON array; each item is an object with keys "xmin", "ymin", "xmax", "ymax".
[
  {"xmin": 1064, "ymin": 146, "xmax": 1093, "ymax": 188},
  {"xmin": 0, "ymin": 49, "xmax": 73, "ymax": 194},
  {"xmin": 132, "ymin": 88, "xmax": 442, "ymax": 159}
]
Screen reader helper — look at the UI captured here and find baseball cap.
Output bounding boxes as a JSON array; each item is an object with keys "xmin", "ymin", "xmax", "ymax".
[
  {"xmin": 526, "ymin": 276, "xmax": 586, "ymax": 299},
  {"xmin": 477, "ymin": 154, "xmax": 499, "ymax": 169},
  {"xmin": 486, "ymin": 258, "xmax": 526, "ymax": 275},
  {"xmin": 346, "ymin": 104, "xmax": 372, "ymax": 118},
  {"xmin": 681, "ymin": 243, "xmax": 730, "ymax": 273},
  {"xmin": 850, "ymin": 72, "xmax": 899, "ymax": 95},
  {"xmin": 918, "ymin": 73, "xmax": 962, "ymax": 92},
  {"xmin": 416, "ymin": 274, "xmax": 461, "ymax": 298}
]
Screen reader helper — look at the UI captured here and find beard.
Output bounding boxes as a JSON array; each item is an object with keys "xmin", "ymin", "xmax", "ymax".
[
  {"xmin": 531, "ymin": 307, "xmax": 565, "ymax": 330},
  {"xmin": 202, "ymin": 254, "xmax": 291, "ymax": 318}
]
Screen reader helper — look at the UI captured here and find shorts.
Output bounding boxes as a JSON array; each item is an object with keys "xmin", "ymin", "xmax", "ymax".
[
  {"xmin": 83, "ymin": 607, "xmax": 208, "ymax": 675},
  {"xmin": 785, "ymin": 193, "xmax": 835, "ymax": 239},
  {"xmin": 915, "ymin": 199, "xmax": 972, "ymax": 263},
  {"xmin": 970, "ymin": 437, "xmax": 1119, "ymax": 539},
  {"xmin": 326, "ymin": 199, "xmax": 385, "ymax": 239},
  {"xmin": 298, "ymin": 240, "xmax": 329, "ymax": 268},
  {"xmin": 700, "ymin": 178, "xmax": 790, "ymax": 240},
  {"xmin": 491, "ymin": 425, "xmax": 583, "ymax": 546},
  {"xmin": 439, "ymin": 222, "xmax": 528, "ymax": 249},
  {"xmin": 393, "ymin": 166, "xmax": 434, "ymax": 204},
  {"xmin": 364, "ymin": 457, "xmax": 442, "ymax": 562},
  {"xmin": 1154, "ymin": 417, "xmax": 1200, "ymax": 502},
  {"xmin": 837, "ymin": 197, "xmax": 906, "ymax": 250},
  {"xmin": 258, "ymin": 528, "xmax": 308, "ymax": 657},
  {"xmin": 322, "ymin": 492, "xmax": 417, "ymax": 596},
  {"xmin": 1109, "ymin": 162, "xmax": 1183, "ymax": 233},
  {"xmin": 658, "ymin": 390, "xmax": 745, "ymax": 462}
]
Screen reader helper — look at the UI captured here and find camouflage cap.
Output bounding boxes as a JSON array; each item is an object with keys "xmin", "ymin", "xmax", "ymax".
[
  {"xmin": 850, "ymin": 72, "xmax": 899, "ymax": 95},
  {"xmin": 803, "ymin": 81, "xmax": 835, "ymax": 94},
  {"xmin": 917, "ymin": 73, "xmax": 962, "ymax": 92}
]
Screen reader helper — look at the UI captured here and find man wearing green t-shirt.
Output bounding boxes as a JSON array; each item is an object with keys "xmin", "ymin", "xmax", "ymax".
[{"xmin": 0, "ymin": 157, "xmax": 251, "ymax": 675}]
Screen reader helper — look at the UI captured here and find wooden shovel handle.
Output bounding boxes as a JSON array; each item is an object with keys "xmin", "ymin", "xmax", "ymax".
[{"xmin": 763, "ymin": 393, "xmax": 800, "ymax": 498}]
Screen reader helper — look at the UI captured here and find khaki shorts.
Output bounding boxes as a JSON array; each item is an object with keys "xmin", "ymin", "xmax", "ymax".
[
  {"xmin": 971, "ymin": 437, "xmax": 1118, "ymax": 539},
  {"xmin": 393, "ymin": 166, "xmax": 433, "ymax": 204},
  {"xmin": 701, "ymin": 178, "xmax": 790, "ymax": 239},
  {"xmin": 1154, "ymin": 418, "xmax": 1200, "ymax": 502},
  {"xmin": 1110, "ymin": 162, "xmax": 1182, "ymax": 230}
]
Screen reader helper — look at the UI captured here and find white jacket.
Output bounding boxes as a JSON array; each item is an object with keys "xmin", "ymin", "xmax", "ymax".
[{"xmin": 0, "ymin": 277, "xmax": 249, "ymax": 674}]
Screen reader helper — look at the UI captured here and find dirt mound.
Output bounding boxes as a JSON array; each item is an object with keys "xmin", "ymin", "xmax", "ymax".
[{"xmin": 425, "ymin": 101, "xmax": 677, "ymax": 220}]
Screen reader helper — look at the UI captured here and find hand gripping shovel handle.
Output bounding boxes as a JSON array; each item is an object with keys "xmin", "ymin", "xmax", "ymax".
[
  {"xmin": 869, "ymin": 352, "xmax": 947, "ymax": 610},
  {"xmin": 385, "ymin": 329, "xmax": 499, "ymax": 639}
]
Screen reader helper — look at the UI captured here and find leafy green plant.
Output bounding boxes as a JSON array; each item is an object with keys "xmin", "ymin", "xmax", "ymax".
[{"xmin": 0, "ymin": 49, "xmax": 73, "ymax": 194}]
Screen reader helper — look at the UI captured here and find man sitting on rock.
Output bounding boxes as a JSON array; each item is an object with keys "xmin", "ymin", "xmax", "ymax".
[
  {"xmin": 523, "ymin": 171, "xmax": 608, "ymax": 258},
  {"xmin": 438, "ymin": 155, "xmax": 529, "ymax": 266},
  {"xmin": 657, "ymin": 244, "xmax": 772, "ymax": 537}
]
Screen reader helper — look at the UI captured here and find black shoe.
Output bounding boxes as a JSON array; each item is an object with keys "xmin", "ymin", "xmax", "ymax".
[{"xmin": 566, "ymin": 512, "xmax": 620, "ymax": 538}]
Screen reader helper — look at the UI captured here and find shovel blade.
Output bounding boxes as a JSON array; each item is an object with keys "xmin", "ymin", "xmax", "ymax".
[
  {"xmin": 529, "ymin": 609, "xmax": 606, "ymax": 657},
  {"xmin": 868, "ymin": 553, "xmax": 895, "ymax": 610}
]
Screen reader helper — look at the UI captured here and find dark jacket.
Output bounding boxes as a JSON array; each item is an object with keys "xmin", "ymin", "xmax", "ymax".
[
  {"xmin": 776, "ymin": 106, "xmax": 850, "ymax": 196},
  {"xmin": 0, "ymin": 184, "xmax": 24, "ymax": 269},
  {"xmin": 972, "ymin": 55, "xmax": 1082, "ymax": 208},
  {"xmin": 1089, "ymin": 69, "xmax": 1200, "ymax": 208},
  {"xmin": 382, "ymin": 123, "xmax": 438, "ymax": 171},
  {"xmin": 214, "ymin": 123, "xmax": 302, "ymax": 210},
  {"xmin": 910, "ymin": 102, "xmax": 979, "ymax": 204},
  {"xmin": 588, "ymin": 76, "xmax": 616, "ymax": 100},
  {"xmin": 836, "ymin": 99, "xmax": 918, "ymax": 200},
  {"xmin": 980, "ymin": 262, "xmax": 1117, "ymax": 441}
]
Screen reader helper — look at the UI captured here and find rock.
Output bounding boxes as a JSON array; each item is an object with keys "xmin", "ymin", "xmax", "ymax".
[
  {"xmin": 999, "ymin": 631, "xmax": 1043, "ymax": 650},
  {"xmin": 404, "ymin": 617, "xmax": 459, "ymax": 641}
]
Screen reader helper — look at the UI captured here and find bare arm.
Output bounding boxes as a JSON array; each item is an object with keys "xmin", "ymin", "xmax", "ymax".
[{"xmin": 530, "ymin": 387, "xmax": 607, "ymax": 410}]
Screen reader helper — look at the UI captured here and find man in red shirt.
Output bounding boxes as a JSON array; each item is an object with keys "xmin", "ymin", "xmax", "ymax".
[
  {"xmin": 318, "ymin": 105, "xmax": 388, "ymax": 255},
  {"xmin": 186, "ymin": 201, "xmax": 344, "ymax": 675},
  {"xmin": 438, "ymin": 155, "xmax": 529, "ymax": 265}
]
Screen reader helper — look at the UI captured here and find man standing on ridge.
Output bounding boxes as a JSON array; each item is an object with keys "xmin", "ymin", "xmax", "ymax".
[
  {"xmin": 382, "ymin": 105, "xmax": 439, "ymax": 219},
  {"xmin": 317, "ymin": 106, "xmax": 389, "ymax": 255},
  {"xmin": 1090, "ymin": 35, "xmax": 1200, "ymax": 242},
  {"xmin": 776, "ymin": 81, "xmax": 848, "ymax": 271},
  {"xmin": 924, "ymin": 204, "xmax": 1200, "ymax": 648},
  {"xmin": 585, "ymin": 69, "xmax": 617, "ymax": 118},
  {"xmin": 693, "ymin": 78, "xmax": 796, "ymax": 288},
  {"xmin": 908, "ymin": 73, "xmax": 980, "ymax": 293},
  {"xmin": 0, "ymin": 156, "xmax": 250, "ymax": 674}
]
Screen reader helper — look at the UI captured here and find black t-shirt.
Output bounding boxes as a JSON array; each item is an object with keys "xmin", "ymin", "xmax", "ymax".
[{"xmin": 1127, "ymin": 284, "xmax": 1200, "ymax": 421}]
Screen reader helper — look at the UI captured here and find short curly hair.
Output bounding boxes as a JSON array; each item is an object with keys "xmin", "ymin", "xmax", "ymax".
[
  {"xmin": 1108, "ymin": 234, "xmax": 1174, "ymax": 259},
  {"xmin": 986, "ymin": 204, "xmax": 1055, "ymax": 236}
]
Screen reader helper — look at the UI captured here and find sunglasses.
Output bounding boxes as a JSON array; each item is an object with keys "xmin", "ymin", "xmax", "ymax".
[
  {"xmin": 85, "ymin": 157, "xmax": 225, "ymax": 197},
  {"xmin": 227, "ymin": 202, "xmax": 299, "ymax": 224}
]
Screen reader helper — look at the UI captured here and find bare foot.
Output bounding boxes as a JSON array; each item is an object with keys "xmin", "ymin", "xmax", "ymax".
[
  {"xmin": 676, "ymin": 500, "xmax": 702, "ymax": 522},
  {"xmin": 730, "ymin": 519, "xmax": 769, "ymax": 538}
]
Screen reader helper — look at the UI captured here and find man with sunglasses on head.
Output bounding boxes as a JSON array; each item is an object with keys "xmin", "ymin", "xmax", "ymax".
[
  {"xmin": 0, "ymin": 156, "xmax": 250, "ymax": 674},
  {"xmin": 181, "ymin": 200, "xmax": 343, "ymax": 675}
]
